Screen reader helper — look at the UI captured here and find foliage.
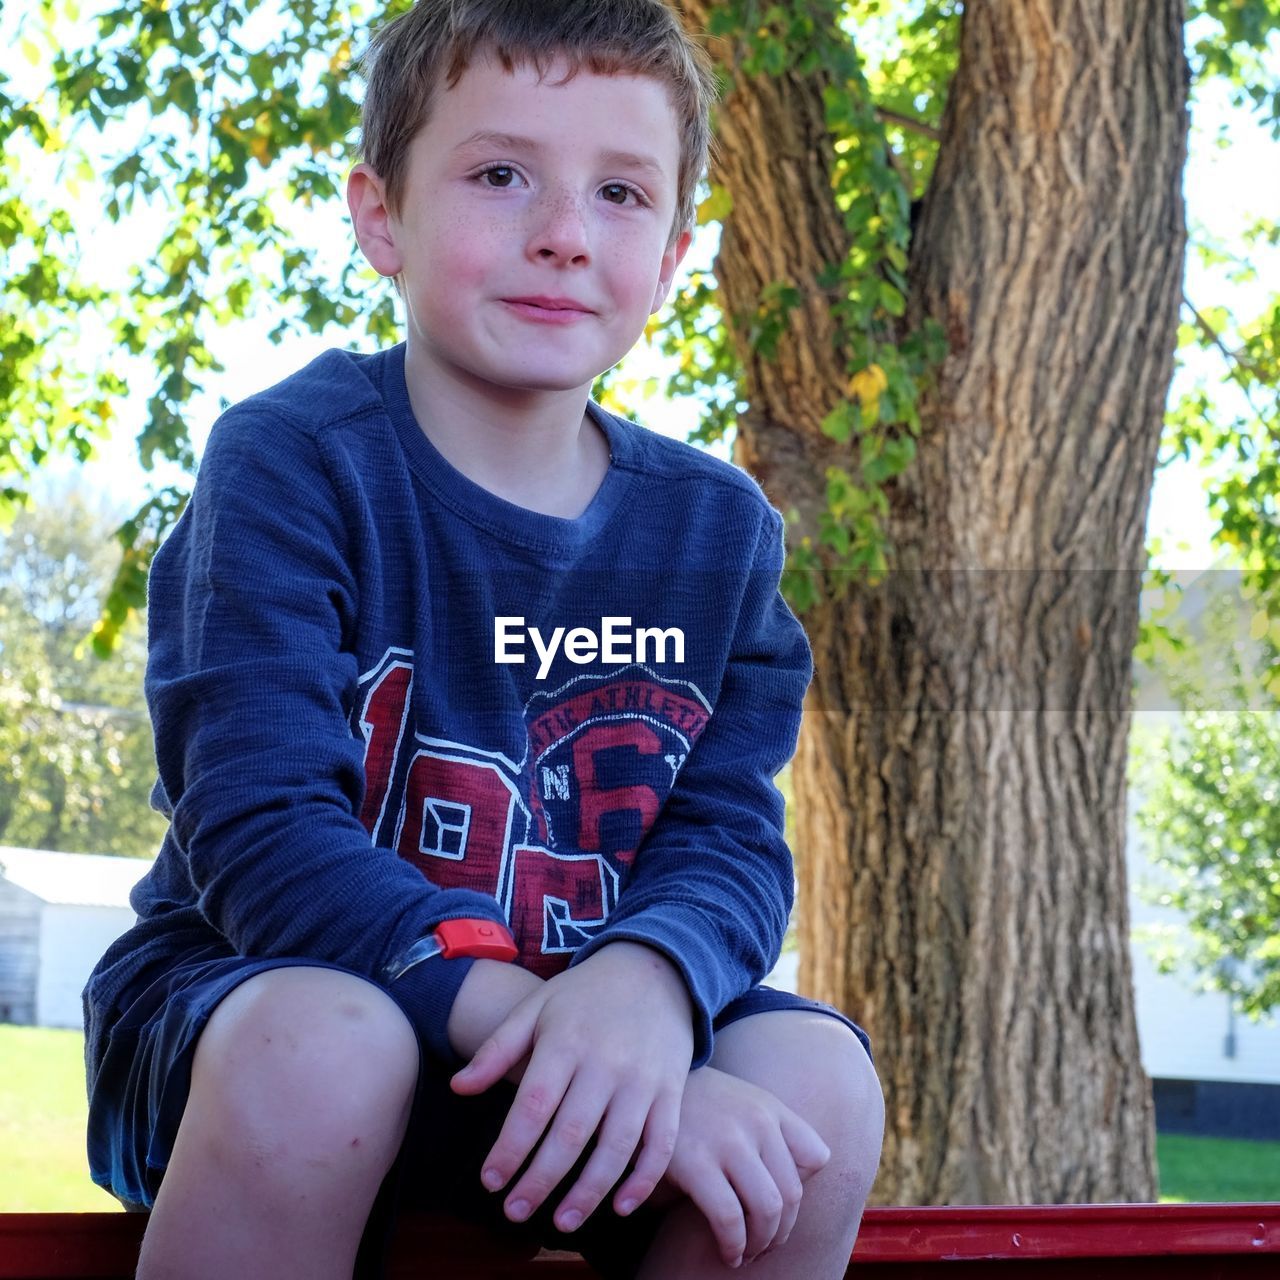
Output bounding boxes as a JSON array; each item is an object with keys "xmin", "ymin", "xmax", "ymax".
[
  {"xmin": 2, "ymin": 0, "xmax": 404, "ymax": 638},
  {"xmin": 1130, "ymin": 580, "xmax": 1280, "ymax": 1018},
  {"xmin": 0, "ymin": 485, "xmax": 167, "ymax": 856},
  {"xmin": 1158, "ymin": 0, "xmax": 1280, "ymax": 641},
  {"xmin": 1189, "ymin": 0, "xmax": 1280, "ymax": 128},
  {"xmin": 0, "ymin": 0, "xmax": 1278, "ymax": 631},
  {"xmin": 680, "ymin": 0, "xmax": 952, "ymax": 608},
  {"xmin": 0, "ymin": 0, "xmax": 948, "ymax": 632}
]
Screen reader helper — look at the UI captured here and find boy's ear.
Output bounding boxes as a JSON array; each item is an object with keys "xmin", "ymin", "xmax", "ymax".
[
  {"xmin": 650, "ymin": 227, "xmax": 694, "ymax": 314},
  {"xmin": 347, "ymin": 163, "xmax": 403, "ymax": 279}
]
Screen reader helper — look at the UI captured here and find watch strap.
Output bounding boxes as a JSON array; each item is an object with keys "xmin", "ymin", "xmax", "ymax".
[{"xmin": 383, "ymin": 917, "xmax": 517, "ymax": 981}]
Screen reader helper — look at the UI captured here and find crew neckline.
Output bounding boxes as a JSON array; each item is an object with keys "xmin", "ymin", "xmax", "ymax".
[{"xmin": 378, "ymin": 343, "xmax": 638, "ymax": 555}]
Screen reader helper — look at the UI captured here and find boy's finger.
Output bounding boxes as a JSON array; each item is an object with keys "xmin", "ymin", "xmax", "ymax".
[
  {"xmin": 726, "ymin": 1148, "xmax": 784, "ymax": 1264},
  {"xmin": 756, "ymin": 1126, "xmax": 804, "ymax": 1255},
  {"xmin": 609, "ymin": 1088, "xmax": 681, "ymax": 1216},
  {"xmin": 479, "ymin": 1052, "xmax": 572, "ymax": 1199},
  {"xmin": 503, "ymin": 1074, "xmax": 615, "ymax": 1227},
  {"xmin": 451, "ymin": 999, "xmax": 540, "ymax": 1095},
  {"xmin": 685, "ymin": 1169, "xmax": 746, "ymax": 1269},
  {"xmin": 545, "ymin": 1085, "xmax": 649, "ymax": 1231},
  {"xmin": 777, "ymin": 1107, "xmax": 831, "ymax": 1179}
]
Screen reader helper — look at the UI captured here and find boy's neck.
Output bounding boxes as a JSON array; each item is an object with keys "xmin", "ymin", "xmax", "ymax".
[{"xmin": 402, "ymin": 343, "xmax": 611, "ymax": 520}]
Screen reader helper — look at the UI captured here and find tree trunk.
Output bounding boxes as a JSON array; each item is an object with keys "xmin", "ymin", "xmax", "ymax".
[{"xmin": 681, "ymin": 0, "xmax": 1189, "ymax": 1202}]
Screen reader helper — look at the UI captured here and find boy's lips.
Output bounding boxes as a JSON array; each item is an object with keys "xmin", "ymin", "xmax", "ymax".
[
  {"xmin": 502, "ymin": 296, "xmax": 594, "ymax": 324},
  {"xmin": 503, "ymin": 295, "xmax": 594, "ymax": 313}
]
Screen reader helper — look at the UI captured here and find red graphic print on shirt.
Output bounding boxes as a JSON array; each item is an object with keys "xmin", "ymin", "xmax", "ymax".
[{"xmin": 354, "ymin": 648, "xmax": 711, "ymax": 978}]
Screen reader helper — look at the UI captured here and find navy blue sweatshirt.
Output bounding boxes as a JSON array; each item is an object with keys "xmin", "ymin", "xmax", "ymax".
[{"xmin": 83, "ymin": 343, "xmax": 813, "ymax": 1078}]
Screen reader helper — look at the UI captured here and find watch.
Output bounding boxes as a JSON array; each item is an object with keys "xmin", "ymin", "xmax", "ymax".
[{"xmin": 384, "ymin": 917, "xmax": 518, "ymax": 981}]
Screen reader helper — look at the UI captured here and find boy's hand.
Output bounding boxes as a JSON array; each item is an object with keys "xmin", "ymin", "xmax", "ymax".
[
  {"xmin": 450, "ymin": 941, "xmax": 694, "ymax": 1234},
  {"xmin": 446, "ymin": 958, "xmax": 547, "ymax": 1081},
  {"xmin": 659, "ymin": 1064, "xmax": 831, "ymax": 1270}
]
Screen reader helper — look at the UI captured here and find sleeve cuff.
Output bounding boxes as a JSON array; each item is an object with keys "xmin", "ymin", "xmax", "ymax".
[{"xmin": 385, "ymin": 954, "xmax": 478, "ymax": 1072}]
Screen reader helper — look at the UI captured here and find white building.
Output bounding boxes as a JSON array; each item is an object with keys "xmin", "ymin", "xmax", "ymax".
[{"xmin": 0, "ymin": 846, "xmax": 152, "ymax": 1028}]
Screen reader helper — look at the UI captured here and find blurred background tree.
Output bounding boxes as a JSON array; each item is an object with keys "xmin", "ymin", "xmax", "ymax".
[
  {"xmin": 0, "ymin": 484, "xmax": 166, "ymax": 856},
  {"xmin": 1132, "ymin": 582, "xmax": 1280, "ymax": 1021}
]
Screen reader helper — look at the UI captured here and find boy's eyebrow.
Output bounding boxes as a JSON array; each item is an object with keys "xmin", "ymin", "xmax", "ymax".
[{"xmin": 453, "ymin": 129, "xmax": 667, "ymax": 178}]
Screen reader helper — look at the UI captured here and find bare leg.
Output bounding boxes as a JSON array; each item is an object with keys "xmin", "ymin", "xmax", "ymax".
[
  {"xmin": 136, "ymin": 967, "xmax": 420, "ymax": 1280},
  {"xmin": 636, "ymin": 1011, "xmax": 884, "ymax": 1280}
]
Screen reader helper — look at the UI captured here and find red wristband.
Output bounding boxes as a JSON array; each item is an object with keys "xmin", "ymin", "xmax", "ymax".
[{"xmin": 435, "ymin": 918, "xmax": 518, "ymax": 962}]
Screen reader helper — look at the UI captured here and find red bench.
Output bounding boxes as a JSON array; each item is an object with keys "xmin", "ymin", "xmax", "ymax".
[{"xmin": 1, "ymin": 1203, "xmax": 1276, "ymax": 1277}]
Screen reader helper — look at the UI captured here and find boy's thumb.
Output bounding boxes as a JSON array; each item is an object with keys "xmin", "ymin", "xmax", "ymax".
[
  {"xmin": 451, "ymin": 1035, "xmax": 505, "ymax": 1091},
  {"xmin": 450, "ymin": 994, "xmax": 540, "ymax": 1092}
]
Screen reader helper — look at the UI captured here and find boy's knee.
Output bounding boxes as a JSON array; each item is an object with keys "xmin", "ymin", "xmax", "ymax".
[
  {"xmin": 810, "ymin": 1024, "xmax": 883, "ymax": 1146},
  {"xmin": 839, "ymin": 1031, "xmax": 884, "ymax": 1128},
  {"xmin": 814, "ymin": 1030, "xmax": 884, "ymax": 1215},
  {"xmin": 185, "ymin": 966, "xmax": 419, "ymax": 1172},
  {"xmin": 731, "ymin": 1023, "xmax": 883, "ymax": 1241}
]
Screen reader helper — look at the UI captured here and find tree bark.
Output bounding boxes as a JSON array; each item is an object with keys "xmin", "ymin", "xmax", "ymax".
[{"xmin": 680, "ymin": 0, "xmax": 1189, "ymax": 1202}]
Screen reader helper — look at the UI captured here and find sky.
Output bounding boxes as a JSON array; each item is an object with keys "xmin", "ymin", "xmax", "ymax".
[{"xmin": 3, "ymin": 5, "xmax": 1278, "ymax": 576}]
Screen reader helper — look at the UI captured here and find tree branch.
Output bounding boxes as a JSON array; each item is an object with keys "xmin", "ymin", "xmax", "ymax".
[
  {"xmin": 1182, "ymin": 292, "xmax": 1275, "ymax": 429},
  {"xmin": 874, "ymin": 105, "xmax": 942, "ymax": 141}
]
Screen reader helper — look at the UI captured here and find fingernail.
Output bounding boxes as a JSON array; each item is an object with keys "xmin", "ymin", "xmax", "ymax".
[
  {"xmin": 558, "ymin": 1209, "xmax": 582, "ymax": 1232},
  {"xmin": 508, "ymin": 1199, "xmax": 531, "ymax": 1221},
  {"xmin": 617, "ymin": 1198, "xmax": 637, "ymax": 1216},
  {"xmin": 482, "ymin": 1168, "xmax": 503, "ymax": 1190}
]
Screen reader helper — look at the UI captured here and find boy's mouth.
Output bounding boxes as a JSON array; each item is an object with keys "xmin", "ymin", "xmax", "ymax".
[
  {"xmin": 503, "ymin": 296, "xmax": 594, "ymax": 323},
  {"xmin": 504, "ymin": 295, "xmax": 593, "ymax": 314}
]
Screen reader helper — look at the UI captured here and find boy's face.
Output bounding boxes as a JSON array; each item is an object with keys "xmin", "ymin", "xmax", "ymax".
[{"xmin": 349, "ymin": 53, "xmax": 693, "ymax": 402}]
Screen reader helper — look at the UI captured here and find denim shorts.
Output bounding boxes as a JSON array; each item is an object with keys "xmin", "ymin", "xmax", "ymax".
[{"xmin": 86, "ymin": 948, "xmax": 871, "ymax": 1280}]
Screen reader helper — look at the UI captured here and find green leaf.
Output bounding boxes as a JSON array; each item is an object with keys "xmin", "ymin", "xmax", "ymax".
[
  {"xmin": 878, "ymin": 279, "xmax": 906, "ymax": 316},
  {"xmin": 821, "ymin": 401, "xmax": 852, "ymax": 443}
]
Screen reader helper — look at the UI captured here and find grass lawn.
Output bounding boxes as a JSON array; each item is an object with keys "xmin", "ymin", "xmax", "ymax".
[
  {"xmin": 1, "ymin": 1023, "xmax": 1277, "ymax": 1211},
  {"xmin": 0, "ymin": 1024, "xmax": 118, "ymax": 1211},
  {"xmin": 1155, "ymin": 1132, "xmax": 1280, "ymax": 1203}
]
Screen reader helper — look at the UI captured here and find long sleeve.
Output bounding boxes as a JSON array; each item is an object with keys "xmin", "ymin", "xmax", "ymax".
[
  {"xmin": 565, "ymin": 507, "xmax": 813, "ymax": 1068},
  {"xmin": 145, "ymin": 406, "xmax": 507, "ymax": 1061}
]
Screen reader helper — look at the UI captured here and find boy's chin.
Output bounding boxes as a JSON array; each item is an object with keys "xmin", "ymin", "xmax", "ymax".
[
  {"xmin": 470, "ymin": 369, "xmax": 607, "ymax": 401},
  {"xmin": 485, "ymin": 360, "xmax": 628, "ymax": 397}
]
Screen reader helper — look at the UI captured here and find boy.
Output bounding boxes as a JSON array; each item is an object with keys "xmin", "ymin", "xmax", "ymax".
[{"xmin": 82, "ymin": 2, "xmax": 883, "ymax": 1277}]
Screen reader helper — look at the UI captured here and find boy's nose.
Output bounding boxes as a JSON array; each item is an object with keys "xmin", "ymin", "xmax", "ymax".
[{"xmin": 528, "ymin": 188, "xmax": 590, "ymax": 261}]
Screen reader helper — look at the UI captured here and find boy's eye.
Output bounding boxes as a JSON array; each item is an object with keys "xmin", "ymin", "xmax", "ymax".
[
  {"xmin": 479, "ymin": 165, "xmax": 520, "ymax": 188},
  {"xmin": 473, "ymin": 165, "xmax": 647, "ymax": 207},
  {"xmin": 602, "ymin": 182, "xmax": 644, "ymax": 206}
]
